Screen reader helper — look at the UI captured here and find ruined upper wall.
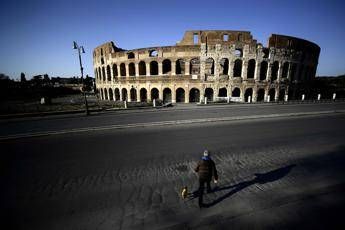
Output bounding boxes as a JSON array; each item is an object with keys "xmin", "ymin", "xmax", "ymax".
[
  {"xmin": 268, "ymin": 34, "xmax": 320, "ymax": 62},
  {"xmin": 176, "ymin": 30, "xmax": 257, "ymax": 46}
]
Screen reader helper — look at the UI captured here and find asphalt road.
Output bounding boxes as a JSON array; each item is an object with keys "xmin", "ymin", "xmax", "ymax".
[
  {"xmin": 1, "ymin": 102, "xmax": 345, "ymax": 138},
  {"xmin": 2, "ymin": 106, "xmax": 345, "ymax": 229}
]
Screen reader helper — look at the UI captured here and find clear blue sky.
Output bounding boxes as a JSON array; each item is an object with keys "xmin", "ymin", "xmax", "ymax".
[{"xmin": 0, "ymin": 0, "xmax": 344, "ymax": 79}]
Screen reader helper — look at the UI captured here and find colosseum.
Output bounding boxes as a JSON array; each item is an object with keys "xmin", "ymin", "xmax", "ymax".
[{"xmin": 93, "ymin": 30, "xmax": 320, "ymax": 104}]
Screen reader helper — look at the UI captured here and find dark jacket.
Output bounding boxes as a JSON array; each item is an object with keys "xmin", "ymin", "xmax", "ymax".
[{"xmin": 195, "ymin": 157, "xmax": 218, "ymax": 181}]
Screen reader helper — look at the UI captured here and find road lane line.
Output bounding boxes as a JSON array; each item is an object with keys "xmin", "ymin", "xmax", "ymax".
[{"xmin": 1, "ymin": 110, "xmax": 344, "ymax": 141}]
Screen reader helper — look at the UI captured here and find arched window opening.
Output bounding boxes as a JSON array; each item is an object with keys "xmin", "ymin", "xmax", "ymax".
[
  {"xmin": 245, "ymin": 88, "xmax": 253, "ymax": 102},
  {"xmin": 108, "ymin": 88, "xmax": 114, "ymax": 101},
  {"xmin": 149, "ymin": 50, "xmax": 158, "ymax": 57},
  {"xmin": 257, "ymin": 89, "xmax": 265, "ymax": 102},
  {"xmin": 130, "ymin": 88, "xmax": 137, "ymax": 101},
  {"xmin": 193, "ymin": 33, "xmax": 198, "ymax": 44},
  {"xmin": 282, "ymin": 62, "xmax": 289, "ymax": 78},
  {"xmin": 223, "ymin": 34, "xmax": 229, "ymax": 41},
  {"xmin": 128, "ymin": 63, "xmax": 135, "ymax": 76},
  {"xmin": 162, "ymin": 59, "xmax": 172, "ymax": 74},
  {"xmin": 205, "ymin": 58, "xmax": 215, "ymax": 75},
  {"xmin": 151, "ymin": 88, "xmax": 159, "ymax": 101},
  {"xmin": 189, "ymin": 88, "xmax": 200, "ymax": 103},
  {"xmin": 102, "ymin": 67, "xmax": 106, "ymax": 81},
  {"xmin": 233, "ymin": 59, "xmax": 242, "ymax": 77},
  {"xmin": 115, "ymin": 88, "xmax": 120, "ymax": 101},
  {"xmin": 234, "ymin": 49, "xmax": 243, "ymax": 57},
  {"xmin": 120, "ymin": 63, "xmax": 126, "ymax": 77},
  {"xmin": 163, "ymin": 88, "xmax": 172, "ymax": 103},
  {"xmin": 127, "ymin": 52, "xmax": 135, "ymax": 59},
  {"xmin": 98, "ymin": 67, "xmax": 101, "ymax": 81},
  {"xmin": 220, "ymin": 58, "xmax": 229, "ymax": 75},
  {"xmin": 176, "ymin": 59, "xmax": 185, "ymax": 74},
  {"xmin": 262, "ymin": 48, "xmax": 269, "ymax": 58},
  {"xmin": 101, "ymin": 58, "xmax": 104, "ymax": 65},
  {"xmin": 121, "ymin": 88, "xmax": 128, "ymax": 101},
  {"xmin": 205, "ymin": 88, "xmax": 214, "ymax": 101},
  {"xmin": 104, "ymin": 88, "xmax": 108, "ymax": 100},
  {"xmin": 218, "ymin": 87, "xmax": 227, "ymax": 97},
  {"xmin": 112, "ymin": 64, "xmax": 118, "ymax": 78},
  {"xmin": 150, "ymin": 61, "xmax": 158, "ymax": 75},
  {"xmin": 269, "ymin": 88, "xmax": 275, "ymax": 102},
  {"xmin": 271, "ymin": 61, "xmax": 279, "ymax": 81},
  {"xmin": 139, "ymin": 61, "xmax": 146, "ymax": 75},
  {"xmin": 106, "ymin": 65, "xmax": 111, "ymax": 81},
  {"xmin": 100, "ymin": 88, "xmax": 103, "ymax": 100},
  {"xmin": 238, "ymin": 34, "xmax": 242, "ymax": 41},
  {"xmin": 190, "ymin": 58, "xmax": 200, "ymax": 75},
  {"xmin": 176, "ymin": 88, "xmax": 185, "ymax": 103},
  {"xmin": 279, "ymin": 89, "xmax": 285, "ymax": 101},
  {"xmin": 247, "ymin": 59, "xmax": 256, "ymax": 79},
  {"xmin": 232, "ymin": 88, "xmax": 240, "ymax": 97},
  {"xmin": 260, "ymin": 61, "xmax": 268, "ymax": 80},
  {"xmin": 290, "ymin": 63, "xmax": 297, "ymax": 81},
  {"xmin": 140, "ymin": 88, "xmax": 147, "ymax": 102}
]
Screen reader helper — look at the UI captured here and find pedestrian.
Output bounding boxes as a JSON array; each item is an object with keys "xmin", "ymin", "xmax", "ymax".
[{"xmin": 194, "ymin": 149, "xmax": 218, "ymax": 207}]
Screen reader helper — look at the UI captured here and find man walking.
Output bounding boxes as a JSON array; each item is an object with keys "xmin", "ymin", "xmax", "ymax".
[{"xmin": 194, "ymin": 150, "xmax": 218, "ymax": 207}]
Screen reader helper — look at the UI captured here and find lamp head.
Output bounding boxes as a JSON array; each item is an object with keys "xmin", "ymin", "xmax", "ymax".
[
  {"xmin": 81, "ymin": 46, "xmax": 85, "ymax": 53},
  {"xmin": 73, "ymin": 41, "xmax": 78, "ymax": 49}
]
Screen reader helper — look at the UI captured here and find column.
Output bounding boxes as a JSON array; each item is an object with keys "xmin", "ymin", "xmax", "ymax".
[
  {"xmin": 117, "ymin": 65, "xmax": 121, "ymax": 79},
  {"xmin": 119, "ymin": 88, "xmax": 123, "ymax": 101},
  {"xmin": 275, "ymin": 87, "xmax": 279, "ymax": 101},
  {"xmin": 159, "ymin": 87, "xmax": 163, "ymax": 100},
  {"xmin": 200, "ymin": 87, "xmax": 205, "ymax": 103},
  {"xmin": 135, "ymin": 63, "xmax": 139, "ymax": 77},
  {"xmin": 146, "ymin": 63, "xmax": 151, "ymax": 76},
  {"xmin": 264, "ymin": 89, "xmax": 269, "ymax": 102},
  {"xmin": 127, "ymin": 88, "xmax": 132, "ymax": 102},
  {"xmin": 277, "ymin": 62, "xmax": 283, "ymax": 81},
  {"xmin": 252, "ymin": 88, "xmax": 257, "ymax": 102},
  {"xmin": 147, "ymin": 87, "xmax": 151, "ymax": 102},
  {"xmin": 158, "ymin": 62, "xmax": 163, "ymax": 75},
  {"xmin": 254, "ymin": 61, "xmax": 260, "ymax": 80},
  {"xmin": 228, "ymin": 60, "xmax": 234, "ymax": 78},
  {"xmin": 185, "ymin": 87, "xmax": 190, "ymax": 103},
  {"xmin": 171, "ymin": 86, "xmax": 176, "ymax": 103},
  {"xmin": 136, "ymin": 87, "xmax": 140, "ymax": 102},
  {"xmin": 171, "ymin": 61, "xmax": 176, "ymax": 75},
  {"xmin": 266, "ymin": 63, "xmax": 272, "ymax": 81},
  {"xmin": 125, "ymin": 64, "xmax": 129, "ymax": 78},
  {"xmin": 242, "ymin": 60, "xmax": 248, "ymax": 80},
  {"xmin": 185, "ymin": 61, "xmax": 190, "ymax": 75}
]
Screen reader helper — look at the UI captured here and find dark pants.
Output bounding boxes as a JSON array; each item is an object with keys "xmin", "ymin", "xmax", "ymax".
[{"xmin": 198, "ymin": 178, "xmax": 211, "ymax": 206}]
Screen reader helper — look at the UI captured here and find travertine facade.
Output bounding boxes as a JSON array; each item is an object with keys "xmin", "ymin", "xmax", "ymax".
[{"xmin": 93, "ymin": 30, "xmax": 320, "ymax": 103}]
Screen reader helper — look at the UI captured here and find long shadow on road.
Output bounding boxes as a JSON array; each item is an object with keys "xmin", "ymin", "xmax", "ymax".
[{"xmin": 189, "ymin": 164, "xmax": 296, "ymax": 208}]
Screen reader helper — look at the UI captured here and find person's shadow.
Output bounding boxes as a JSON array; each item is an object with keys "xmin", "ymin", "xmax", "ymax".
[{"xmin": 189, "ymin": 164, "xmax": 296, "ymax": 208}]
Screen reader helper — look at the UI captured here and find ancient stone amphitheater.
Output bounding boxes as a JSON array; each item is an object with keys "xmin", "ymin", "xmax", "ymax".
[{"xmin": 93, "ymin": 30, "xmax": 320, "ymax": 103}]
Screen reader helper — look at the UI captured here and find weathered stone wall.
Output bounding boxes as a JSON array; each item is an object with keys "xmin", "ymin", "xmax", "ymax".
[{"xmin": 93, "ymin": 30, "xmax": 320, "ymax": 103}]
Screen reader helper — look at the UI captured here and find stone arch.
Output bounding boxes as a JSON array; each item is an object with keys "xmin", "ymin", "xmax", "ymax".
[
  {"xmin": 151, "ymin": 88, "xmax": 159, "ymax": 101},
  {"xmin": 108, "ymin": 88, "xmax": 114, "ymax": 101},
  {"xmin": 269, "ymin": 88, "xmax": 275, "ymax": 102},
  {"xmin": 107, "ymin": 65, "xmax": 111, "ymax": 81},
  {"xmin": 233, "ymin": 59, "xmax": 242, "ymax": 77},
  {"xmin": 247, "ymin": 59, "xmax": 256, "ymax": 79},
  {"xmin": 163, "ymin": 88, "xmax": 172, "ymax": 103},
  {"xmin": 129, "ymin": 63, "xmax": 135, "ymax": 76},
  {"xmin": 205, "ymin": 88, "xmax": 214, "ymax": 101},
  {"xmin": 190, "ymin": 58, "xmax": 200, "ymax": 75},
  {"xmin": 279, "ymin": 89, "xmax": 285, "ymax": 101},
  {"xmin": 234, "ymin": 49, "xmax": 243, "ymax": 57},
  {"xmin": 257, "ymin": 88, "xmax": 265, "ymax": 102},
  {"xmin": 245, "ymin": 88, "xmax": 253, "ymax": 102},
  {"xmin": 120, "ymin": 63, "xmax": 126, "ymax": 77},
  {"xmin": 271, "ymin": 61, "xmax": 279, "ymax": 81},
  {"xmin": 139, "ymin": 61, "xmax": 146, "ymax": 75},
  {"xmin": 282, "ymin": 62, "xmax": 289, "ymax": 78},
  {"xmin": 260, "ymin": 61, "xmax": 268, "ymax": 80},
  {"xmin": 149, "ymin": 50, "xmax": 158, "ymax": 57},
  {"xmin": 150, "ymin": 61, "xmax": 158, "ymax": 75},
  {"xmin": 189, "ymin": 88, "xmax": 200, "ymax": 103},
  {"xmin": 102, "ymin": 67, "xmax": 106, "ymax": 81},
  {"xmin": 218, "ymin": 87, "xmax": 227, "ymax": 97},
  {"xmin": 140, "ymin": 88, "xmax": 147, "ymax": 102},
  {"xmin": 220, "ymin": 58, "xmax": 229, "ymax": 75},
  {"xmin": 176, "ymin": 59, "xmax": 185, "ymax": 74},
  {"xmin": 205, "ymin": 57, "xmax": 215, "ymax": 75},
  {"xmin": 176, "ymin": 88, "xmax": 185, "ymax": 103},
  {"xmin": 127, "ymin": 52, "xmax": 135, "ymax": 59},
  {"xmin": 115, "ymin": 88, "xmax": 120, "ymax": 101},
  {"xmin": 121, "ymin": 88, "xmax": 128, "ymax": 101},
  {"xmin": 130, "ymin": 88, "xmax": 137, "ymax": 101},
  {"xmin": 104, "ymin": 88, "xmax": 108, "ymax": 100},
  {"xmin": 162, "ymin": 59, "xmax": 172, "ymax": 74},
  {"xmin": 232, "ymin": 87, "xmax": 241, "ymax": 97},
  {"xmin": 112, "ymin": 64, "xmax": 118, "ymax": 78}
]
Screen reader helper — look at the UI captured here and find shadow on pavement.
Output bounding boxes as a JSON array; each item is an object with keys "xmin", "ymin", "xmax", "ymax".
[{"xmin": 189, "ymin": 164, "xmax": 296, "ymax": 208}]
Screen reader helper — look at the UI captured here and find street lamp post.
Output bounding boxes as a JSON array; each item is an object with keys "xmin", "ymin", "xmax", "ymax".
[{"xmin": 73, "ymin": 41, "xmax": 89, "ymax": 115}]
